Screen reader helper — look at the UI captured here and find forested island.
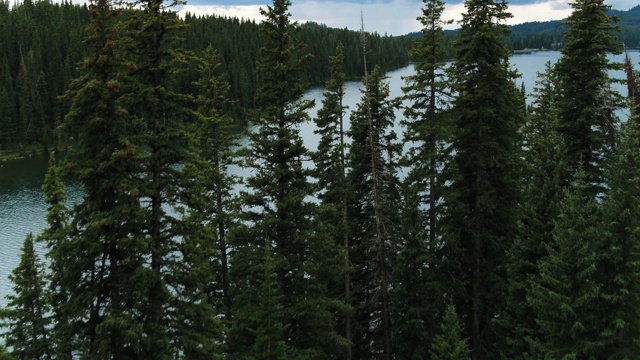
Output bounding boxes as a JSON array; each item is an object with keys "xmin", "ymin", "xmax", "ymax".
[{"xmin": 2, "ymin": 0, "xmax": 640, "ymax": 358}]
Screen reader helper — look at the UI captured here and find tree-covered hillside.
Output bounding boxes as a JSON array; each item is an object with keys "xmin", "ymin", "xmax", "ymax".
[
  {"xmin": 0, "ymin": 0, "xmax": 413, "ymax": 152},
  {"xmin": 506, "ymin": 5, "xmax": 640, "ymax": 50}
]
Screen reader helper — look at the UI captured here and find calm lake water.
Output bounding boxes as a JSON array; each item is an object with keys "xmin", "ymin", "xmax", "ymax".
[{"xmin": 1, "ymin": 50, "xmax": 638, "ymax": 307}]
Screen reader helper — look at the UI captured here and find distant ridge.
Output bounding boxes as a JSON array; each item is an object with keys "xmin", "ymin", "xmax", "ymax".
[{"xmin": 412, "ymin": 6, "xmax": 640, "ymax": 50}]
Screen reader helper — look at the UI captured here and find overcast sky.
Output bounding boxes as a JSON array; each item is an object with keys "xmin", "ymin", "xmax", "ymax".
[{"xmin": 173, "ymin": 0, "xmax": 639, "ymax": 35}]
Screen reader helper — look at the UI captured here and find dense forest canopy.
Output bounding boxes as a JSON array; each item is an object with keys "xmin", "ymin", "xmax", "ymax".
[
  {"xmin": 0, "ymin": 0, "xmax": 413, "ymax": 151},
  {"xmin": 2, "ymin": 0, "xmax": 640, "ymax": 358},
  {"xmin": 3, "ymin": 0, "xmax": 640, "ymax": 153}
]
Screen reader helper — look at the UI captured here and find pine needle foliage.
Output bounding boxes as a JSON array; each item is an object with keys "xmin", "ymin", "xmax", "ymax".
[
  {"xmin": 528, "ymin": 168, "xmax": 604, "ymax": 359},
  {"xmin": 555, "ymin": 0, "xmax": 623, "ymax": 194},
  {"xmin": 499, "ymin": 61, "xmax": 566, "ymax": 359},
  {"xmin": 0, "ymin": 233, "xmax": 52, "ymax": 360},
  {"xmin": 597, "ymin": 121, "xmax": 640, "ymax": 358},
  {"xmin": 230, "ymin": 0, "xmax": 345, "ymax": 357},
  {"xmin": 443, "ymin": 0, "xmax": 524, "ymax": 357},
  {"xmin": 430, "ymin": 304, "xmax": 471, "ymax": 360}
]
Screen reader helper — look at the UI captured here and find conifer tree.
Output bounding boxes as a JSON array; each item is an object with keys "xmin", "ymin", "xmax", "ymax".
[
  {"xmin": 252, "ymin": 239, "xmax": 291, "ymax": 359},
  {"xmin": 186, "ymin": 45, "xmax": 240, "ymax": 321},
  {"xmin": 347, "ymin": 64, "xmax": 401, "ymax": 359},
  {"xmin": 394, "ymin": 0, "xmax": 452, "ymax": 354},
  {"xmin": 0, "ymin": 233, "xmax": 52, "ymax": 360},
  {"xmin": 528, "ymin": 169, "xmax": 604, "ymax": 358},
  {"xmin": 555, "ymin": 0, "xmax": 623, "ymax": 193},
  {"xmin": 312, "ymin": 41, "xmax": 352, "ymax": 358},
  {"xmin": 230, "ymin": 0, "xmax": 344, "ymax": 357},
  {"xmin": 391, "ymin": 184, "xmax": 432, "ymax": 359},
  {"xmin": 120, "ymin": 0, "xmax": 215, "ymax": 355},
  {"xmin": 402, "ymin": 0, "xmax": 451, "ymax": 246},
  {"xmin": 430, "ymin": 305, "xmax": 471, "ymax": 360},
  {"xmin": 59, "ymin": 0, "xmax": 152, "ymax": 356},
  {"xmin": 443, "ymin": 0, "xmax": 523, "ymax": 357},
  {"xmin": 597, "ymin": 121, "xmax": 640, "ymax": 358},
  {"xmin": 499, "ymin": 62, "xmax": 566, "ymax": 358},
  {"xmin": 38, "ymin": 152, "xmax": 72, "ymax": 360}
]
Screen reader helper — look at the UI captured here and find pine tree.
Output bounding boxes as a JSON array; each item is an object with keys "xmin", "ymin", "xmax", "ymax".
[
  {"xmin": 187, "ymin": 44, "xmax": 240, "ymax": 321},
  {"xmin": 0, "ymin": 233, "xmax": 52, "ymax": 360},
  {"xmin": 528, "ymin": 169, "xmax": 605, "ymax": 358},
  {"xmin": 394, "ymin": 0, "xmax": 452, "ymax": 355},
  {"xmin": 443, "ymin": 0, "xmax": 524, "ymax": 357},
  {"xmin": 623, "ymin": 53, "xmax": 640, "ymax": 123},
  {"xmin": 168, "ymin": 45, "xmax": 239, "ymax": 356},
  {"xmin": 555, "ymin": 0, "xmax": 623, "ymax": 193},
  {"xmin": 597, "ymin": 121, "xmax": 640, "ymax": 358},
  {"xmin": 430, "ymin": 305, "xmax": 471, "ymax": 360},
  {"xmin": 38, "ymin": 152, "xmax": 72, "ymax": 360},
  {"xmin": 252, "ymin": 239, "xmax": 291, "ymax": 359},
  {"xmin": 499, "ymin": 61, "xmax": 566, "ymax": 359},
  {"xmin": 59, "ymin": 0, "xmax": 151, "ymax": 355},
  {"xmin": 311, "ymin": 41, "xmax": 352, "ymax": 358},
  {"xmin": 391, "ymin": 184, "xmax": 433, "ymax": 360},
  {"xmin": 120, "ymin": 0, "xmax": 216, "ymax": 356},
  {"xmin": 230, "ymin": 0, "xmax": 344, "ymax": 357},
  {"xmin": 347, "ymin": 64, "xmax": 401, "ymax": 359},
  {"xmin": 401, "ymin": 0, "xmax": 451, "ymax": 247}
]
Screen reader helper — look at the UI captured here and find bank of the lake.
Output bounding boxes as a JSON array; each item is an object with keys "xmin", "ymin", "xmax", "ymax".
[{"xmin": 2, "ymin": 50, "xmax": 639, "ymax": 307}]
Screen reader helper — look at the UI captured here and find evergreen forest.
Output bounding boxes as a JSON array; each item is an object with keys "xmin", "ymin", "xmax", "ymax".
[
  {"xmin": 0, "ymin": 0, "xmax": 413, "ymax": 151},
  {"xmin": 3, "ymin": 0, "xmax": 640, "ymax": 358}
]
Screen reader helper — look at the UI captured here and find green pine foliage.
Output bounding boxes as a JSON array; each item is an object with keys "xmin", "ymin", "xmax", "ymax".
[
  {"xmin": 0, "ymin": 233, "xmax": 52, "ymax": 360},
  {"xmin": 597, "ymin": 121, "xmax": 640, "ymax": 358},
  {"xmin": 555, "ymin": 0, "xmax": 623, "ymax": 193},
  {"xmin": 528, "ymin": 169, "xmax": 605, "ymax": 359},
  {"xmin": 311, "ymin": 41, "xmax": 353, "ymax": 358},
  {"xmin": 57, "ymin": 0, "xmax": 152, "ymax": 355},
  {"xmin": 500, "ymin": 61, "xmax": 566, "ymax": 359},
  {"xmin": 391, "ymin": 183, "xmax": 433, "ymax": 360},
  {"xmin": 347, "ymin": 64, "xmax": 401, "ymax": 359},
  {"xmin": 394, "ymin": 0, "xmax": 452, "ymax": 356},
  {"xmin": 120, "ymin": 0, "xmax": 215, "ymax": 356},
  {"xmin": 401, "ymin": 0, "xmax": 451, "ymax": 247},
  {"xmin": 38, "ymin": 152, "xmax": 71, "ymax": 360},
  {"xmin": 443, "ymin": 0, "xmax": 524, "ymax": 357},
  {"xmin": 429, "ymin": 304, "xmax": 471, "ymax": 360},
  {"xmin": 229, "ymin": 0, "xmax": 345, "ymax": 357},
  {"xmin": 186, "ymin": 44, "xmax": 241, "ymax": 320}
]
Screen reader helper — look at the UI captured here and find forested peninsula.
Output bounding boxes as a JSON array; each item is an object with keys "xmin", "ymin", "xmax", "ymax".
[
  {"xmin": 3, "ymin": 0, "xmax": 640, "ymax": 358},
  {"xmin": 0, "ymin": 0, "xmax": 413, "ymax": 153}
]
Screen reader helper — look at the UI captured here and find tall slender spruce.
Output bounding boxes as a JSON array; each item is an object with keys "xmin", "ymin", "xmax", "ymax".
[
  {"xmin": 500, "ymin": 61, "xmax": 566, "ymax": 358},
  {"xmin": 394, "ymin": 0, "xmax": 452, "ymax": 354},
  {"xmin": 444, "ymin": 0, "xmax": 523, "ymax": 357},
  {"xmin": 555, "ymin": 0, "xmax": 623, "ymax": 193},
  {"xmin": 0, "ymin": 233, "xmax": 51, "ymax": 360},
  {"xmin": 230, "ymin": 0, "xmax": 344, "ymax": 357},
  {"xmin": 312, "ymin": 41, "xmax": 353, "ymax": 359},
  {"xmin": 39, "ymin": 152, "xmax": 71, "ymax": 360},
  {"xmin": 60, "ymin": 0, "xmax": 151, "ymax": 355},
  {"xmin": 597, "ymin": 121, "xmax": 640, "ymax": 357},
  {"xmin": 187, "ymin": 45, "xmax": 240, "ymax": 321},
  {"xmin": 347, "ymin": 63, "xmax": 401, "ymax": 359}
]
